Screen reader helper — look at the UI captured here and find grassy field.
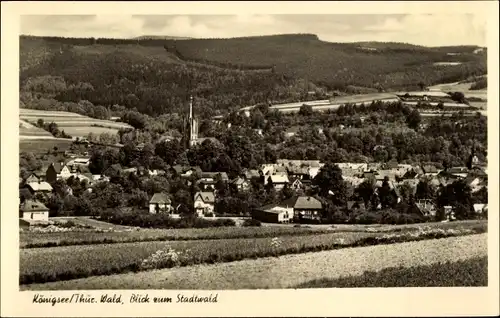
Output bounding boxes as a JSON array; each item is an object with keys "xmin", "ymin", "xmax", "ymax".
[
  {"xmin": 19, "ymin": 108, "xmax": 133, "ymax": 138},
  {"xmin": 19, "ymin": 138, "xmax": 73, "ymax": 153},
  {"xmin": 20, "ymin": 225, "xmax": 332, "ymax": 248},
  {"xmin": 295, "ymin": 256, "xmax": 487, "ymax": 288},
  {"xmin": 22, "ymin": 233, "xmax": 487, "ymax": 290},
  {"xmin": 19, "ymin": 222, "xmax": 486, "ymax": 285},
  {"xmin": 20, "ymin": 219, "xmax": 486, "ymax": 248}
]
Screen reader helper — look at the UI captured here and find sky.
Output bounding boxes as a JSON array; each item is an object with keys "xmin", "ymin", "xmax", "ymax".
[{"xmin": 20, "ymin": 14, "xmax": 487, "ymax": 47}]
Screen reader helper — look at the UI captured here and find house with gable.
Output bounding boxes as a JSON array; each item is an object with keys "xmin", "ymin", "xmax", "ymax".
[
  {"xmin": 267, "ymin": 174, "xmax": 290, "ymax": 190},
  {"xmin": 20, "ymin": 199, "xmax": 49, "ymax": 222},
  {"xmin": 46, "ymin": 162, "xmax": 72, "ymax": 183},
  {"xmin": 194, "ymin": 191, "xmax": 215, "ymax": 217},
  {"xmin": 231, "ymin": 177, "xmax": 251, "ymax": 192},
  {"xmin": 281, "ymin": 196, "xmax": 323, "ymax": 222},
  {"xmin": 25, "ymin": 181, "xmax": 53, "ymax": 195},
  {"xmin": 149, "ymin": 193, "xmax": 172, "ymax": 214},
  {"xmin": 415, "ymin": 199, "xmax": 437, "ymax": 217}
]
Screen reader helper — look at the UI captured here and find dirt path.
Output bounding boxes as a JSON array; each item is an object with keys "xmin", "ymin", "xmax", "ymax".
[{"xmin": 22, "ymin": 233, "xmax": 487, "ymax": 290}]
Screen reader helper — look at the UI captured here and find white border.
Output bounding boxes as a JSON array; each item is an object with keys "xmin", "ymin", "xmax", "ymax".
[{"xmin": 2, "ymin": 2, "xmax": 499, "ymax": 317}]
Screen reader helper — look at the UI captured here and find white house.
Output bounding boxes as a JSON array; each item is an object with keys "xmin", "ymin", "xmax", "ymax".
[
  {"xmin": 194, "ymin": 192, "xmax": 215, "ymax": 217},
  {"xmin": 20, "ymin": 199, "xmax": 49, "ymax": 222},
  {"xmin": 149, "ymin": 193, "xmax": 172, "ymax": 214},
  {"xmin": 267, "ymin": 174, "xmax": 290, "ymax": 190},
  {"xmin": 46, "ymin": 162, "xmax": 72, "ymax": 183},
  {"xmin": 25, "ymin": 181, "xmax": 53, "ymax": 194}
]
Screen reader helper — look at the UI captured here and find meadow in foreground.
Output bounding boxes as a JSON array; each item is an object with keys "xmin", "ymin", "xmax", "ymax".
[
  {"xmin": 294, "ymin": 256, "xmax": 487, "ymax": 288},
  {"xmin": 20, "ymin": 225, "xmax": 485, "ymax": 285},
  {"xmin": 21, "ymin": 233, "xmax": 487, "ymax": 290}
]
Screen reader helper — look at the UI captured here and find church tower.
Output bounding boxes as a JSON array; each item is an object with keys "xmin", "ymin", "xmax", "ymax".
[{"xmin": 188, "ymin": 96, "xmax": 198, "ymax": 147}]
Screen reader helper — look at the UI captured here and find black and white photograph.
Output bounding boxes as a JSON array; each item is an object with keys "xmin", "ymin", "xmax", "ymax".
[{"xmin": 2, "ymin": 1, "xmax": 499, "ymax": 316}]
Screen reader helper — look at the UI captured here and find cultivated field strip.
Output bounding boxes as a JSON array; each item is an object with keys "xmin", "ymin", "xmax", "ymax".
[
  {"xmin": 20, "ymin": 219, "xmax": 486, "ymax": 248},
  {"xmin": 22, "ymin": 233, "xmax": 487, "ymax": 290}
]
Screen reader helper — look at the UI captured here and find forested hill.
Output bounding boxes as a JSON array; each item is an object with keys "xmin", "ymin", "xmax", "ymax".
[{"xmin": 20, "ymin": 34, "xmax": 486, "ymax": 117}]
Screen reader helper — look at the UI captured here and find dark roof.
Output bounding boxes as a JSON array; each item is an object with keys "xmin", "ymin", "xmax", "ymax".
[
  {"xmin": 194, "ymin": 191, "xmax": 215, "ymax": 203},
  {"xmin": 20, "ymin": 200, "xmax": 49, "ymax": 212},
  {"xmin": 50, "ymin": 162, "xmax": 64, "ymax": 173},
  {"xmin": 201, "ymin": 172, "xmax": 229, "ymax": 181},
  {"xmin": 150, "ymin": 193, "xmax": 171, "ymax": 204},
  {"xmin": 281, "ymin": 196, "xmax": 322, "ymax": 210}
]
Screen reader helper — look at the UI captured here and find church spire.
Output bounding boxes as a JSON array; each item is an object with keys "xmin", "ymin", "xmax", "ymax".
[{"xmin": 189, "ymin": 95, "xmax": 193, "ymax": 120}]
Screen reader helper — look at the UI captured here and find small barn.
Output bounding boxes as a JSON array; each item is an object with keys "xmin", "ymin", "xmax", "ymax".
[{"xmin": 253, "ymin": 204, "xmax": 293, "ymax": 223}]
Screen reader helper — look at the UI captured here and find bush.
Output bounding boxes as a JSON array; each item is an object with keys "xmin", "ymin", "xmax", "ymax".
[
  {"xmin": 99, "ymin": 208, "xmax": 236, "ymax": 229},
  {"xmin": 242, "ymin": 219, "xmax": 262, "ymax": 227}
]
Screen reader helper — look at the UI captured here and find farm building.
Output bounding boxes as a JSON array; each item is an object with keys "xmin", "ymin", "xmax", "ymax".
[
  {"xmin": 252, "ymin": 204, "xmax": 294, "ymax": 223},
  {"xmin": 20, "ymin": 199, "xmax": 49, "ymax": 222},
  {"xmin": 46, "ymin": 162, "xmax": 72, "ymax": 183},
  {"xmin": 194, "ymin": 192, "xmax": 215, "ymax": 217},
  {"xmin": 149, "ymin": 193, "xmax": 172, "ymax": 214}
]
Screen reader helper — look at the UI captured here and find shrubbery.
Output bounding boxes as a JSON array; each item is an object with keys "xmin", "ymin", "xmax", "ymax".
[
  {"xmin": 98, "ymin": 208, "xmax": 236, "ymax": 229},
  {"xmin": 242, "ymin": 219, "xmax": 262, "ymax": 227}
]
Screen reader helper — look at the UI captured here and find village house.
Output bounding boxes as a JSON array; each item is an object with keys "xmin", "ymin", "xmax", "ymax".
[
  {"xmin": 421, "ymin": 165, "xmax": 440, "ymax": 177},
  {"xmin": 289, "ymin": 177, "xmax": 304, "ymax": 191},
  {"xmin": 242, "ymin": 169, "xmax": 261, "ymax": 181},
  {"xmin": 415, "ymin": 199, "xmax": 437, "ymax": 217},
  {"xmin": 66, "ymin": 157, "xmax": 91, "ymax": 171},
  {"xmin": 446, "ymin": 166, "xmax": 469, "ymax": 179},
  {"xmin": 281, "ymin": 196, "xmax": 323, "ymax": 223},
  {"xmin": 442, "ymin": 205, "xmax": 456, "ymax": 221},
  {"xmin": 149, "ymin": 193, "xmax": 172, "ymax": 214},
  {"xmin": 20, "ymin": 199, "xmax": 50, "ymax": 222},
  {"xmin": 473, "ymin": 203, "xmax": 488, "ymax": 215},
  {"xmin": 231, "ymin": 177, "xmax": 251, "ymax": 192},
  {"xmin": 267, "ymin": 174, "xmax": 290, "ymax": 190},
  {"xmin": 25, "ymin": 172, "xmax": 44, "ymax": 183},
  {"xmin": 194, "ymin": 191, "xmax": 215, "ymax": 217},
  {"xmin": 252, "ymin": 204, "xmax": 294, "ymax": 224},
  {"xmin": 25, "ymin": 181, "xmax": 53, "ymax": 195},
  {"xmin": 466, "ymin": 175, "xmax": 487, "ymax": 193},
  {"xmin": 46, "ymin": 162, "xmax": 72, "ymax": 183}
]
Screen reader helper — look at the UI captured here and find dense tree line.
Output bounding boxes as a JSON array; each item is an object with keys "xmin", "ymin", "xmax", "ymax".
[{"xmin": 20, "ymin": 35, "xmax": 486, "ymax": 119}]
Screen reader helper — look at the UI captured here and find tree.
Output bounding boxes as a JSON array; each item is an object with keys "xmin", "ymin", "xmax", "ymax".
[
  {"xmin": 450, "ymin": 92, "xmax": 466, "ymax": 103},
  {"xmin": 313, "ymin": 163, "xmax": 348, "ymax": 206},
  {"xmin": 299, "ymin": 104, "xmax": 313, "ymax": 116},
  {"xmin": 406, "ymin": 109, "xmax": 421, "ymax": 130},
  {"xmin": 418, "ymin": 81, "xmax": 426, "ymax": 91},
  {"xmin": 415, "ymin": 179, "xmax": 435, "ymax": 200}
]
